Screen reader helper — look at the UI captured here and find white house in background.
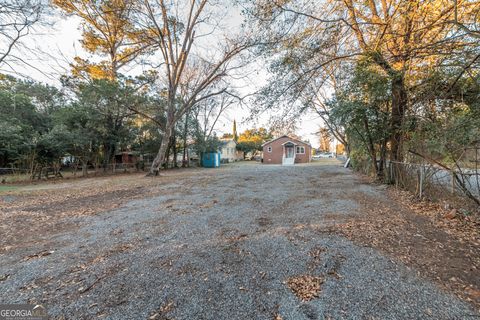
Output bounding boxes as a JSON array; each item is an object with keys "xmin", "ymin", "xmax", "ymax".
[{"xmin": 219, "ymin": 139, "xmax": 241, "ymax": 162}]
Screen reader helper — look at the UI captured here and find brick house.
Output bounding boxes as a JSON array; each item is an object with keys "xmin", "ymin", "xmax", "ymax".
[{"xmin": 262, "ymin": 135, "xmax": 312, "ymax": 165}]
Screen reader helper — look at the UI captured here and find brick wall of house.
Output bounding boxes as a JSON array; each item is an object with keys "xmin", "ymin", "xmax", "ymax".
[{"xmin": 262, "ymin": 136, "xmax": 311, "ymax": 164}]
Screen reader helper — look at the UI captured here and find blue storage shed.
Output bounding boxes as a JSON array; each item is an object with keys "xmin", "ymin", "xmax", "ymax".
[{"xmin": 202, "ymin": 152, "xmax": 221, "ymax": 168}]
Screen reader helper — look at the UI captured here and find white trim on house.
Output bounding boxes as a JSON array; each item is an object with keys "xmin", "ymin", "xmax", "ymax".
[
  {"xmin": 281, "ymin": 140, "xmax": 298, "ymax": 146},
  {"xmin": 296, "ymin": 146, "xmax": 305, "ymax": 154},
  {"xmin": 282, "ymin": 157, "xmax": 295, "ymax": 165},
  {"xmin": 282, "ymin": 142, "xmax": 296, "ymax": 166}
]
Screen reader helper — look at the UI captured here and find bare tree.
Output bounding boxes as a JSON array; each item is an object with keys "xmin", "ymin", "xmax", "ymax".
[
  {"xmin": 0, "ymin": 0, "xmax": 43, "ymax": 70},
  {"xmin": 133, "ymin": 0, "xmax": 251, "ymax": 175},
  {"xmin": 300, "ymin": 64, "xmax": 350, "ymax": 155},
  {"xmin": 248, "ymin": 0, "xmax": 472, "ymax": 164},
  {"xmin": 451, "ymin": 0, "xmax": 480, "ymax": 39},
  {"xmin": 193, "ymin": 91, "xmax": 236, "ymax": 146}
]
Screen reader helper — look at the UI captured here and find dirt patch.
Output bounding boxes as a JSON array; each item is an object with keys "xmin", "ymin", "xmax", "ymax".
[
  {"xmin": 20, "ymin": 188, "xmax": 144, "ymax": 214},
  {"xmin": 0, "ymin": 162, "xmax": 477, "ymax": 318},
  {"xmin": 330, "ymin": 186, "xmax": 480, "ymax": 309},
  {"xmin": 0, "ymin": 188, "xmax": 145, "ymax": 253},
  {"xmin": 0, "ymin": 171, "xmax": 196, "ymax": 254}
]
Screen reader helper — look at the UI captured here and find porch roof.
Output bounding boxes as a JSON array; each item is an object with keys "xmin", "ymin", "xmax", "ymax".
[{"xmin": 281, "ymin": 141, "xmax": 297, "ymax": 146}]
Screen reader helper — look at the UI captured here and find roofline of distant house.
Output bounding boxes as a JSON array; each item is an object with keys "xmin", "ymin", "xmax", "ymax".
[
  {"xmin": 219, "ymin": 138, "xmax": 237, "ymax": 145},
  {"xmin": 261, "ymin": 135, "xmax": 311, "ymax": 147},
  {"xmin": 281, "ymin": 141, "xmax": 298, "ymax": 146}
]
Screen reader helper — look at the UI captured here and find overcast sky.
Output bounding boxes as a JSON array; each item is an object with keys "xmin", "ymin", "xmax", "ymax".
[{"xmin": 3, "ymin": 4, "xmax": 323, "ymax": 148}]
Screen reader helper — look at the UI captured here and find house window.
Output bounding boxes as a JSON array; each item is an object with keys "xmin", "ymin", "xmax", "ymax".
[
  {"xmin": 267, "ymin": 146, "xmax": 272, "ymax": 152},
  {"xmin": 296, "ymin": 146, "xmax": 305, "ymax": 154}
]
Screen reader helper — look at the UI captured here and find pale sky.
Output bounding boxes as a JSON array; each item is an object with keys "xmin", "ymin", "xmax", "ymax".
[{"xmin": 3, "ymin": 4, "xmax": 323, "ymax": 148}]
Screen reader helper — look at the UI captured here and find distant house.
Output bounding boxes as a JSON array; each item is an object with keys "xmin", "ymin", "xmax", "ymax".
[
  {"xmin": 262, "ymin": 135, "xmax": 312, "ymax": 165},
  {"xmin": 115, "ymin": 151, "xmax": 138, "ymax": 164},
  {"xmin": 219, "ymin": 139, "xmax": 243, "ymax": 162}
]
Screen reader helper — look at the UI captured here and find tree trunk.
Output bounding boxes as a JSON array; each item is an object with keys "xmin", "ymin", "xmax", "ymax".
[
  {"xmin": 94, "ymin": 155, "xmax": 99, "ymax": 176},
  {"xmin": 363, "ymin": 114, "xmax": 378, "ymax": 177},
  {"xmin": 82, "ymin": 160, "xmax": 88, "ymax": 177},
  {"xmin": 102, "ymin": 142, "xmax": 116, "ymax": 173},
  {"xmin": 29, "ymin": 153, "xmax": 36, "ymax": 180},
  {"xmin": 172, "ymin": 133, "xmax": 178, "ymax": 168},
  {"xmin": 377, "ymin": 140, "xmax": 388, "ymax": 180},
  {"xmin": 149, "ymin": 127, "xmax": 172, "ymax": 176},
  {"xmin": 389, "ymin": 75, "xmax": 407, "ymax": 162},
  {"xmin": 182, "ymin": 114, "xmax": 188, "ymax": 167},
  {"xmin": 103, "ymin": 143, "xmax": 109, "ymax": 172},
  {"xmin": 345, "ymin": 143, "xmax": 351, "ymax": 158},
  {"xmin": 110, "ymin": 144, "xmax": 116, "ymax": 173},
  {"xmin": 165, "ymin": 138, "xmax": 171, "ymax": 169},
  {"xmin": 182, "ymin": 141, "xmax": 188, "ymax": 167},
  {"xmin": 73, "ymin": 160, "xmax": 78, "ymax": 177}
]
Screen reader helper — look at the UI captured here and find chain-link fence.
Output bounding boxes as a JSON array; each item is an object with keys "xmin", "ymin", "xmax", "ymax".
[{"xmin": 388, "ymin": 161, "xmax": 480, "ymax": 206}]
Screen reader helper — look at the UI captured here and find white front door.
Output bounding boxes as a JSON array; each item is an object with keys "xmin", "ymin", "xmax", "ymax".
[
  {"xmin": 286, "ymin": 147, "xmax": 294, "ymax": 158},
  {"xmin": 283, "ymin": 146, "xmax": 295, "ymax": 165}
]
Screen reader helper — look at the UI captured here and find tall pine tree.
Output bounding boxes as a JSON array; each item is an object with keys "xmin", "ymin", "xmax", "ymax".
[{"xmin": 233, "ymin": 119, "xmax": 238, "ymax": 142}]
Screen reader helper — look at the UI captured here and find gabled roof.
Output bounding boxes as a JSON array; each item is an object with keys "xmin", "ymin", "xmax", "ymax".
[
  {"xmin": 220, "ymin": 138, "xmax": 237, "ymax": 146},
  {"xmin": 262, "ymin": 135, "xmax": 311, "ymax": 147}
]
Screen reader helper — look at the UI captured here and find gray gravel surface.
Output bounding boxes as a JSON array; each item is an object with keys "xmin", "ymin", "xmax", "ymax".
[{"xmin": 0, "ymin": 161, "xmax": 478, "ymax": 319}]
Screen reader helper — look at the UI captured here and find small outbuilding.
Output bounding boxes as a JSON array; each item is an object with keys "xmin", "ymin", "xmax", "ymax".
[
  {"xmin": 262, "ymin": 135, "xmax": 312, "ymax": 165},
  {"xmin": 202, "ymin": 152, "xmax": 221, "ymax": 168}
]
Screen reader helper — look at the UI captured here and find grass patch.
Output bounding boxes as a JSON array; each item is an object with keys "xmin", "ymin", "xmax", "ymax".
[{"xmin": 0, "ymin": 185, "xmax": 19, "ymax": 193}]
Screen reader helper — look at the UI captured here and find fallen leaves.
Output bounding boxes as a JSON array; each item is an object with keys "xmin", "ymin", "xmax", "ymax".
[
  {"xmin": 465, "ymin": 287, "xmax": 480, "ymax": 300},
  {"xmin": 226, "ymin": 233, "xmax": 248, "ymax": 242},
  {"xmin": 306, "ymin": 246, "xmax": 326, "ymax": 271},
  {"xmin": 200, "ymin": 199, "xmax": 219, "ymax": 209},
  {"xmin": 257, "ymin": 216, "xmax": 272, "ymax": 227},
  {"xmin": 24, "ymin": 250, "xmax": 54, "ymax": 261},
  {"xmin": 308, "ymin": 246, "xmax": 325, "ymax": 261},
  {"xmin": 331, "ymin": 186, "xmax": 480, "ymax": 310},
  {"xmin": 444, "ymin": 209, "xmax": 458, "ymax": 220},
  {"xmin": 78, "ymin": 274, "xmax": 107, "ymax": 294},
  {"xmin": 0, "ymin": 173, "xmax": 188, "ymax": 253},
  {"xmin": 149, "ymin": 301, "xmax": 174, "ymax": 320},
  {"xmin": 286, "ymin": 275, "xmax": 324, "ymax": 301}
]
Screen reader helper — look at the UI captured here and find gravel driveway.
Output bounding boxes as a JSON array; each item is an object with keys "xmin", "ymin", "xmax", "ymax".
[{"xmin": 0, "ymin": 161, "xmax": 478, "ymax": 319}]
